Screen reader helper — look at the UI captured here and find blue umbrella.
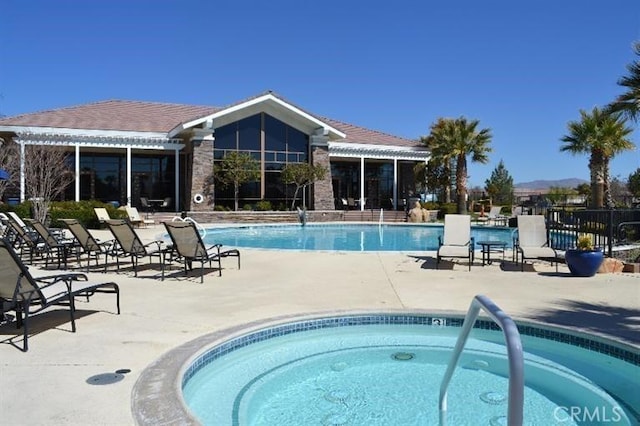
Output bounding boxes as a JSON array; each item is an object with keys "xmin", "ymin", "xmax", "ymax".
[{"xmin": 0, "ymin": 169, "xmax": 8, "ymax": 180}]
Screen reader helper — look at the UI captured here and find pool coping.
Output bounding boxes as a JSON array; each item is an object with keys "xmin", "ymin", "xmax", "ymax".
[{"xmin": 131, "ymin": 308, "xmax": 639, "ymax": 426}]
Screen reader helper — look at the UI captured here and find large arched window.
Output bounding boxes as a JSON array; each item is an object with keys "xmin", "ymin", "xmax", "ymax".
[{"xmin": 213, "ymin": 113, "xmax": 309, "ymax": 209}]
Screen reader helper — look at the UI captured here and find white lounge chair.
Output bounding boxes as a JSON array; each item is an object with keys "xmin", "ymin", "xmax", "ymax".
[
  {"xmin": 437, "ymin": 214, "xmax": 474, "ymax": 270},
  {"xmin": 94, "ymin": 207, "xmax": 112, "ymax": 224},
  {"xmin": 515, "ymin": 215, "xmax": 561, "ymax": 271},
  {"xmin": 125, "ymin": 206, "xmax": 155, "ymax": 228},
  {"xmin": 477, "ymin": 206, "xmax": 507, "ymax": 226}
]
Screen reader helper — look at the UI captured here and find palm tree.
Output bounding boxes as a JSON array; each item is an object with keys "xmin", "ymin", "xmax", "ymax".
[
  {"xmin": 427, "ymin": 117, "xmax": 492, "ymax": 214},
  {"xmin": 609, "ymin": 42, "xmax": 640, "ymax": 123},
  {"xmin": 560, "ymin": 107, "xmax": 635, "ymax": 208}
]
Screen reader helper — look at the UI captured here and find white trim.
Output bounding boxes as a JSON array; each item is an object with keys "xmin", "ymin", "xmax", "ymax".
[
  {"xmin": 329, "ymin": 141, "xmax": 430, "ymax": 161},
  {"xmin": 13, "ymin": 133, "xmax": 184, "ymax": 150},
  {"xmin": 19, "ymin": 142, "xmax": 25, "ymax": 202},
  {"xmin": 169, "ymin": 93, "xmax": 346, "ymax": 139},
  {"xmin": 126, "ymin": 147, "xmax": 132, "ymax": 206},
  {"xmin": 174, "ymin": 149, "xmax": 180, "ymax": 211},
  {"xmin": 0, "ymin": 125, "xmax": 168, "ymax": 140},
  {"xmin": 360, "ymin": 157, "xmax": 365, "ymax": 211},
  {"xmin": 75, "ymin": 144, "xmax": 80, "ymax": 202}
]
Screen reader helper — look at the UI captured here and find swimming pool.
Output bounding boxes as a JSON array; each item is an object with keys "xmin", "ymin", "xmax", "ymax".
[
  {"xmin": 132, "ymin": 312, "xmax": 639, "ymax": 425},
  {"xmin": 202, "ymin": 224, "xmax": 516, "ymax": 251}
]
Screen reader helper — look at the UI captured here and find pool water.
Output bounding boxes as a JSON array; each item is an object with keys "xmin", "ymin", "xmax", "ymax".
[
  {"xmin": 182, "ymin": 323, "xmax": 638, "ymax": 425},
  {"xmin": 202, "ymin": 224, "xmax": 516, "ymax": 251}
]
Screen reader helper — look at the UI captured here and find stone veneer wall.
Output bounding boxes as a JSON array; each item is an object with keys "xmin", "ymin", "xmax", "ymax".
[
  {"xmin": 169, "ymin": 210, "xmax": 408, "ymax": 223},
  {"xmin": 310, "ymin": 135, "xmax": 335, "ymax": 210},
  {"xmin": 190, "ymin": 139, "xmax": 214, "ymax": 211}
]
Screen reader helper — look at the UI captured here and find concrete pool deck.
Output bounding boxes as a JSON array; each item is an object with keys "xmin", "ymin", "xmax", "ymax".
[{"xmin": 0, "ymin": 223, "xmax": 638, "ymax": 425}]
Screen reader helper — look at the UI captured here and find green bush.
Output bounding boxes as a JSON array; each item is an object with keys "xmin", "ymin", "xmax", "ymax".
[
  {"xmin": 438, "ymin": 203, "xmax": 458, "ymax": 218},
  {"xmin": 0, "ymin": 200, "xmax": 128, "ymax": 229},
  {"xmin": 255, "ymin": 200, "xmax": 272, "ymax": 211},
  {"xmin": 422, "ymin": 201, "xmax": 439, "ymax": 210},
  {"xmin": 47, "ymin": 200, "xmax": 126, "ymax": 228},
  {"xmin": 242, "ymin": 203, "xmax": 253, "ymax": 211}
]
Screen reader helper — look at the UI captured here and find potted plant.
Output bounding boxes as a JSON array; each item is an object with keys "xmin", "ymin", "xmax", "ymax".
[{"xmin": 564, "ymin": 234, "xmax": 604, "ymax": 277}]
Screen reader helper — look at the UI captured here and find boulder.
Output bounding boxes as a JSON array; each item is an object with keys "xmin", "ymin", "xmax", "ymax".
[{"xmin": 597, "ymin": 258, "xmax": 624, "ymax": 274}]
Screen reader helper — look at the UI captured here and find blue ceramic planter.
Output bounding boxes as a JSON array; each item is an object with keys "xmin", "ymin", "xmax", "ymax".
[{"xmin": 565, "ymin": 249, "xmax": 604, "ymax": 277}]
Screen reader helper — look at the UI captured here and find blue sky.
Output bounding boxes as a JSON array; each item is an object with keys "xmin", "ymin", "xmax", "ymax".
[{"xmin": 1, "ymin": 0, "xmax": 639, "ymax": 187}]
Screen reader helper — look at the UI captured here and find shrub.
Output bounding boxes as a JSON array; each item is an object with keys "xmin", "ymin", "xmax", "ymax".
[
  {"xmin": 438, "ymin": 203, "xmax": 457, "ymax": 219},
  {"xmin": 255, "ymin": 200, "xmax": 272, "ymax": 211},
  {"xmin": 0, "ymin": 200, "xmax": 126, "ymax": 229}
]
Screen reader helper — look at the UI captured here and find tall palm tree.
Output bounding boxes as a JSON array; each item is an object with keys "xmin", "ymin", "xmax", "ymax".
[
  {"xmin": 560, "ymin": 107, "xmax": 635, "ymax": 208},
  {"xmin": 609, "ymin": 42, "xmax": 640, "ymax": 123},
  {"xmin": 427, "ymin": 117, "xmax": 492, "ymax": 214}
]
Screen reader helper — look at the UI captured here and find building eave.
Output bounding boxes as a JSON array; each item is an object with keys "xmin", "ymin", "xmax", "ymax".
[
  {"xmin": 169, "ymin": 93, "xmax": 346, "ymax": 139},
  {"xmin": 8, "ymin": 129, "xmax": 184, "ymax": 150},
  {"xmin": 329, "ymin": 141, "xmax": 430, "ymax": 161},
  {"xmin": 0, "ymin": 125, "xmax": 170, "ymax": 140}
]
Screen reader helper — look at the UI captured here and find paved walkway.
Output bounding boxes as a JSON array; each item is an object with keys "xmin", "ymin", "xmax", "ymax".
[{"xmin": 1, "ymin": 224, "xmax": 639, "ymax": 425}]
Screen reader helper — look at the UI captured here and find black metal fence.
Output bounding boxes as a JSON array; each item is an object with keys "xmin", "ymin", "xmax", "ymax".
[{"xmin": 545, "ymin": 208, "xmax": 640, "ymax": 257}]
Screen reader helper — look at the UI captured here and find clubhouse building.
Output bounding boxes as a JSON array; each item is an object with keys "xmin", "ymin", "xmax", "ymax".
[{"xmin": 0, "ymin": 92, "xmax": 430, "ymax": 212}]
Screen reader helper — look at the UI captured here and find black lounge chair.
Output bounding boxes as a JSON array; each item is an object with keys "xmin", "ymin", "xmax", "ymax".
[
  {"xmin": 24, "ymin": 219, "xmax": 77, "ymax": 269},
  {"xmin": 0, "ymin": 238, "xmax": 120, "ymax": 351},
  {"xmin": 59, "ymin": 219, "xmax": 116, "ymax": 272},
  {"xmin": 163, "ymin": 221, "xmax": 240, "ymax": 283},
  {"xmin": 3, "ymin": 213, "xmax": 44, "ymax": 263},
  {"xmin": 105, "ymin": 219, "xmax": 166, "ymax": 276}
]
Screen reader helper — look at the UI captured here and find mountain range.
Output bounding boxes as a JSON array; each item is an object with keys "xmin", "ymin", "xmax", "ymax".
[{"xmin": 514, "ymin": 178, "xmax": 588, "ymax": 190}]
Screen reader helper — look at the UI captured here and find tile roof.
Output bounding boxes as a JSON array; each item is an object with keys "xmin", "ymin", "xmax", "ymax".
[
  {"xmin": 322, "ymin": 117, "xmax": 420, "ymax": 148},
  {"xmin": 0, "ymin": 96, "xmax": 421, "ymax": 148},
  {"xmin": 0, "ymin": 100, "xmax": 219, "ymax": 133}
]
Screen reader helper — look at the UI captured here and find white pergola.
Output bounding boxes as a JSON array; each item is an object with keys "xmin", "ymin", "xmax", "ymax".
[{"xmin": 11, "ymin": 128, "xmax": 184, "ymax": 206}]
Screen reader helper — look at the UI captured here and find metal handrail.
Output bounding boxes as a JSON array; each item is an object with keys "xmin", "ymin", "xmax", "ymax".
[
  {"xmin": 439, "ymin": 295, "xmax": 524, "ymax": 426},
  {"xmin": 171, "ymin": 216, "xmax": 207, "ymax": 238}
]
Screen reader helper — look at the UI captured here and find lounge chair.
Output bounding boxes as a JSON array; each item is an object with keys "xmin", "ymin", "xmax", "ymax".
[
  {"xmin": 3, "ymin": 213, "xmax": 44, "ymax": 262},
  {"xmin": 436, "ymin": 214, "xmax": 475, "ymax": 271},
  {"xmin": 105, "ymin": 219, "xmax": 166, "ymax": 276},
  {"xmin": 125, "ymin": 206, "xmax": 155, "ymax": 228},
  {"xmin": 160, "ymin": 197, "xmax": 172, "ymax": 211},
  {"xmin": 476, "ymin": 206, "xmax": 508, "ymax": 226},
  {"xmin": 514, "ymin": 215, "xmax": 561, "ymax": 272},
  {"xmin": 163, "ymin": 220, "xmax": 240, "ymax": 283},
  {"xmin": 0, "ymin": 238, "xmax": 120, "ymax": 351},
  {"xmin": 94, "ymin": 207, "xmax": 111, "ymax": 224},
  {"xmin": 59, "ymin": 219, "xmax": 116, "ymax": 272},
  {"xmin": 24, "ymin": 219, "xmax": 77, "ymax": 269}
]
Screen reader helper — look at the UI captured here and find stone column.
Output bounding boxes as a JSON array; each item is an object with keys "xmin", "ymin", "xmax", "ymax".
[
  {"xmin": 310, "ymin": 134, "xmax": 335, "ymax": 210},
  {"xmin": 190, "ymin": 139, "xmax": 214, "ymax": 211}
]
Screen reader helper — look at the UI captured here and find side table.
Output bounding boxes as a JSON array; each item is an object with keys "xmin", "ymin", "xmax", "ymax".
[{"xmin": 477, "ymin": 240, "xmax": 507, "ymax": 266}]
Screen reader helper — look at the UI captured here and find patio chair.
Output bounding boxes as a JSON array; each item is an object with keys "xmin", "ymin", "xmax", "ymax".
[
  {"xmin": 24, "ymin": 219, "xmax": 77, "ymax": 269},
  {"xmin": 125, "ymin": 206, "xmax": 155, "ymax": 228},
  {"xmin": 140, "ymin": 197, "xmax": 151, "ymax": 215},
  {"xmin": 437, "ymin": 214, "xmax": 475, "ymax": 271},
  {"xmin": 514, "ymin": 215, "xmax": 561, "ymax": 272},
  {"xmin": 94, "ymin": 207, "xmax": 112, "ymax": 225},
  {"xmin": 160, "ymin": 197, "xmax": 172, "ymax": 211},
  {"xmin": 163, "ymin": 220, "xmax": 240, "ymax": 283},
  {"xmin": 105, "ymin": 219, "xmax": 166, "ymax": 277},
  {"xmin": 3, "ymin": 213, "xmax": 44, "ymax": 263},
  {"xmin": 0, "ymin": 238, "xmax": 120, "ymax": 351},
  {"xmin": 59, "ymin": 219, "xmax": 116, "ymax": 272}
]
